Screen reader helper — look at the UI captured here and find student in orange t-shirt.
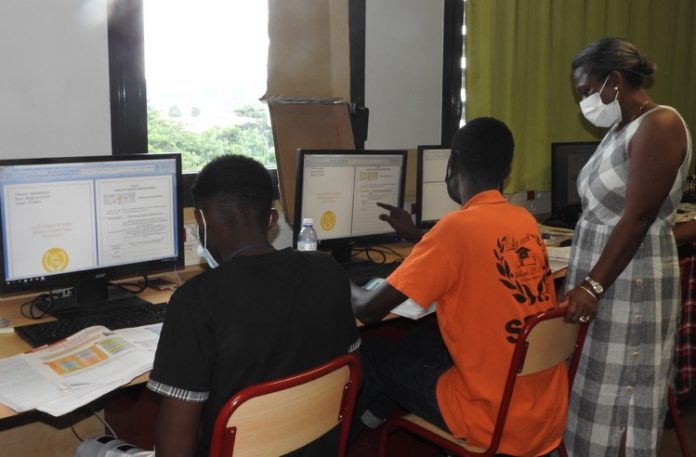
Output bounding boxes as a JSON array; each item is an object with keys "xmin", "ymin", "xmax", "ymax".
[{"xmin": 351, "ymin": 117, "xmax": 567, "ymax": 456}]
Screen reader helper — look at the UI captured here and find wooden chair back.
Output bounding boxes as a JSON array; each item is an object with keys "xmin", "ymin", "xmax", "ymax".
[{"xmin": 209, "ymin": 354, "xmax": 361, "ymax": 457}]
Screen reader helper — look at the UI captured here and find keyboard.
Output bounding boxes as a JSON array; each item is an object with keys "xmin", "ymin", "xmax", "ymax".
[
  {"xmin": 15, "ymin": 298, "xmax": 167, "ymax": 348},
  {"xmin": 343, "ymin": 260, "xmax": 402, "ymax": 286}
]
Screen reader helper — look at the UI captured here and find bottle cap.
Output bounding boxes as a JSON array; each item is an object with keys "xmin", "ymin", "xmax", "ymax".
[{"xmin": 302, "ymin": 218, "xmax": 314, "ymax": 226}]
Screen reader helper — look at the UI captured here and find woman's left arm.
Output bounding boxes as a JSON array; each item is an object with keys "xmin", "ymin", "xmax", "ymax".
[{"xmin": 564, "ymin": 110, "xmax": 687, "ymax": 322}]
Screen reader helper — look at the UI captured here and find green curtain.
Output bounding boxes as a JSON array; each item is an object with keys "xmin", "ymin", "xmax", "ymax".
[{"xmin": 466, "ymin": 0, "xmax": 696, "ymax": 193}]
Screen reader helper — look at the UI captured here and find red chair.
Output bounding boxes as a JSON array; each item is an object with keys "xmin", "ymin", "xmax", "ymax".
[
  {"xmin": 209, "ymin": 353, "xmax": 361, "ymax": 457},
  {"xmin": 378, "ymin": 307, "xmax": 588, "ymax": 457}
]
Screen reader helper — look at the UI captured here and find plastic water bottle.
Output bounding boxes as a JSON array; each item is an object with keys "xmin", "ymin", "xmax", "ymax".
[{"xmin": 297, "ymin": 218, "xmax": 318, "ymax": 251}]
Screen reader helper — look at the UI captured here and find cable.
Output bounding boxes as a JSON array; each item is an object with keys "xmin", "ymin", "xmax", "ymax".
[
  {"xmin": 110, "ymin": 276, "xmax": 148, "ymax": 295},
  {"xmin": 351, "ymin": 245, "xmax": 404, "ymax": 264},
  {"xmin": 90, "ymin": 407, "xmax": 118, "ymax": 439},
  {"xmin": 20, "ymin": 290, "xmax": 65, "ymax": 320}
]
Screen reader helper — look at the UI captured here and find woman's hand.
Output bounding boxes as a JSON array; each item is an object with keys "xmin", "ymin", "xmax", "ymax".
[
  {"xmin": 560, "ymin": 284, "xmax": 599, "ymax": 323},
  {"xmin": 376, "ymin": 202, "xmax": 423, "ymax": 243}
]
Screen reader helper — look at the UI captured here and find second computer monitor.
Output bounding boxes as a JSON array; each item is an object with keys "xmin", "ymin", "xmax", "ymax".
[
  {"xmin": 549, "ymin": 141, "xmax": 599, "ymax": 228},
  {"xmin": 416, "ymin": 145, "xmax": 460, "ymax": 228},
  {"xmin": 294, "ymin": 150, "xmax": 407, "ymax": 262}
]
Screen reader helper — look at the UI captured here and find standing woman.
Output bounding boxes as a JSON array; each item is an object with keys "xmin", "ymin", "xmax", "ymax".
[{"xmin": 562, "ymin": 37, "xmax": 692, "ymax": 456}]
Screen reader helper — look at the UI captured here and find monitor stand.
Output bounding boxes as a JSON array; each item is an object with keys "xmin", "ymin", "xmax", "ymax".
[
  {"xmin": 36, "ymin": 278, "xmax": 148, "ymax": 317},
  {"xmin": 330, "ymin": 244, "xmax": 353, "ymax": 264}
]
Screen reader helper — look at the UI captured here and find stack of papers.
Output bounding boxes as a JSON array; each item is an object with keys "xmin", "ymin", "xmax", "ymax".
[
  {"xmin": 0, "ymin": 324, "xmax": 161, "ymax": 416},
  {"xmin": 364, "ymin": 278, "xmax": 436, "ymax": 320},
  {"xmin": 546, "ymin": 246, "xmax": 572, "ymax": 273}
]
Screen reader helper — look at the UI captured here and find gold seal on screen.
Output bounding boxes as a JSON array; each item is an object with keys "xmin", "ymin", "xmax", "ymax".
[
  {"xmin": 42, "ymin": 248, "xmax": 69, "ymax": 273},
  {"xmin": 321, "ymin": 211, "xmax": 336, "ymax": 231}
]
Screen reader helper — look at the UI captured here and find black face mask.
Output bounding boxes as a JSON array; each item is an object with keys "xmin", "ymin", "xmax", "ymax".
[{"xmin": 445, "ymin": 152, "xmax": 463, "ymax": 205}]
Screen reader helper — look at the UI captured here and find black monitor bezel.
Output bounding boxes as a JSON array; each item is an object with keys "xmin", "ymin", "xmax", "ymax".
[
  {"xmin": 550, "ymin": 141, "xmax": 599, "ymax": 222},
  {"xmin": 293, "ymin": 149, "xmax": 408, "ymax": 258},
  {"xmin": 416, "ymin": 144, "xmax": 453, "ymax": 229},
  {"xmin": 0, "ymin": 153, "xmax": 184, "ymax": 296}
]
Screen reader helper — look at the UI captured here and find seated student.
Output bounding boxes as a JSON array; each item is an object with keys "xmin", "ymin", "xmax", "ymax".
[
  {"xmin": 351, "ymin": 118, "xmax": 567, "ymax": 456},
  {"xmin": 147, "ymin": 155, "xmax": 361, "ymax": 457}
]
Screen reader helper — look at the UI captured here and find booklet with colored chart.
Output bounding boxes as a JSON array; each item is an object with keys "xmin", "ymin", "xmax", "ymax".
[{"xmin": 0, "ymin": 324, "xmax": 160, "ymax": 416}]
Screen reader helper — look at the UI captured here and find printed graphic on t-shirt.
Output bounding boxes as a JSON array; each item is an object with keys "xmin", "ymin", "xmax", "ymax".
[{"xmin": 493, "ymin": 233, "xmax": 552, "ymax": 305}]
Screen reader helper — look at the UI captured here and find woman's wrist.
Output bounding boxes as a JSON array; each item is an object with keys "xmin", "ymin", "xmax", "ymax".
[
  {"xmin": 583, "ymin": 276, "xmax": 605, "ymax": 298},
  {"xmin": 576, "ymin": 284, "xmax": 599, "ymax": 301}
]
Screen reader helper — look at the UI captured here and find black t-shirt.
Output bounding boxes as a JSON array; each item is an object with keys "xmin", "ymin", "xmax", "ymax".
[{"xmin": 149, "ymin": 248, "xmax": 360, "ymax": 456}]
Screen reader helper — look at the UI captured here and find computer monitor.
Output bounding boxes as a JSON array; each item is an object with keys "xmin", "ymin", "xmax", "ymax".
[
  {"xmin": 293, "ymin": 150, "xmax": 407, "ymax": 263},
  {"xmin": 0, "ymin": 153, "xmax": 184, "ymax": 313},
  {"xmin": 548, "ymin": 141, "xmax": 599, "ymax": 228},
  {"xmin": 416, "ymin": 145, "xmax": 460, "ymax": 228}
]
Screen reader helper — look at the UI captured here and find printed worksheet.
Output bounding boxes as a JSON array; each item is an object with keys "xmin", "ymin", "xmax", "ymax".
[
  {"xmin": 301, "ymin": 165, "xmax": 355, "ymax": 240},
  {"xmin": 95, "ymin": 175, "xmax": 175, "ymax": 266},
  {"xmin": 2, "ymin": 181, "xmax": 97, "ymax": 279},
  {"xmin": 351, "ymin": 165, "xmax": 401, "ymax": 236}
]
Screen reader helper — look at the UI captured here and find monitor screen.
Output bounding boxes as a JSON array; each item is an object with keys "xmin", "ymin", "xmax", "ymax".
[
  {"xmin": 549, "ymin": 141, "xmax": 599, "ymax": 227},
  {"xmin": 294, "ymin": 150, "xmax": 407, "ymax": 262},
  {"xmin": 0, "ymin": 153, "xmax": 183, "ymax": 309},
  {"xmin": 416, "ymin": 145, "xmax": 460, "ymax": 228}
]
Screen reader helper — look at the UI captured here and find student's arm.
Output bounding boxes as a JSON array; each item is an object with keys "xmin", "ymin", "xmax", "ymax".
[
  {"xmin": 376, "ymin": 202, "xmax": 423, "ymax": 243},
  {"xmin": 562, "ymin": 110, "xmax": 687, "ymax": 322},
  {"xmin": 154, "ymin": 397, "xmax": 204, "ymax": 457},
  {"xmin": 351, "ymin": 280, "xmax": 408, "ymax": 324},
  {"xmin": 674, "ymin": 220, "xmax": 696, "ymax": 246}
]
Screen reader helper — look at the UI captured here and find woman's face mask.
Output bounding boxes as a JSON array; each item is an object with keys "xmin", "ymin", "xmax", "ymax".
[{"xmin": 579, "ymin": 75, "xmax": 622, "ymax": 128}]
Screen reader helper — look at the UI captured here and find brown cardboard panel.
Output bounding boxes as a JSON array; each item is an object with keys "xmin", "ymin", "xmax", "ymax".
[{"xmin": 269, "ymin": 101, "xmax": 354, "ymax": 225}]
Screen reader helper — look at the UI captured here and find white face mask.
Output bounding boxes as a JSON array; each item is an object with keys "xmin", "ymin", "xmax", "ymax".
[
  {"xmin": 580, "ymin": 75, "xmax": 622, "ymax": 128},
  {"xmin": 196, "ymin": 210, "xmax": 219, "ymax": 269}
]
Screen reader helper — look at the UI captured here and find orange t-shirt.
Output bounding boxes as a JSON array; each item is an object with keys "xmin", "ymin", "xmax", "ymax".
[{"xmin": 387, "ymin": 190, "xmax": 567, "ymax": 456}]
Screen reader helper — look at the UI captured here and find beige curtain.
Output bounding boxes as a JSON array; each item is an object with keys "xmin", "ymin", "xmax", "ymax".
[{"xmin": 466, "ymin": 0, "xmax": 696, "ymax": 193}]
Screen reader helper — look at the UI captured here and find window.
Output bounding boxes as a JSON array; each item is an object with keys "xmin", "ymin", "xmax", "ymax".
[{"xmin": 143, "ymin": 1, "xmax": 273, "ymax": 172}]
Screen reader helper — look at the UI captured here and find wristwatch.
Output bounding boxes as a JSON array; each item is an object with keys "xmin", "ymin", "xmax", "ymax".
[{"xmin": 584, "ymin": 276, "xmax": 605, "ymax": 297}]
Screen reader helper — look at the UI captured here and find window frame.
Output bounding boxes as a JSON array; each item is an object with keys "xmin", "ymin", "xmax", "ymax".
[
  {"xmin": 107, "ymin": 1, "xmax": 462, "ymax": 205},
  {"xmin": 348, "ymin": 0, "xmax": 464, "ymax": 147}
]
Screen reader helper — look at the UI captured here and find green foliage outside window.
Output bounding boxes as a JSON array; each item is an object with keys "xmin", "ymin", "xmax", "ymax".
[{"xmin": 148, "ymin": 105, "xmax": 276, "ymax": 171}]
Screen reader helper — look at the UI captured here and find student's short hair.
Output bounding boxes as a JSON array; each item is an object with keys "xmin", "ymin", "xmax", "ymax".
[
  {"xmin": 192, "ymin": 155, "xmax": 272, "ymax": 223},
  {"xmin": 572, "ymin": 37, "xmax": 656, "ymax": 89},
  {"xmin": 450, "ymin": 117, "xmax": 513, "ymax": 187}
]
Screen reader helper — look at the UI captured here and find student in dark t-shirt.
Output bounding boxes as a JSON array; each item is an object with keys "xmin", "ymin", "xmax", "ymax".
[{"xmin": 147, "ymin": 155, "xmax": 360, "ymax": 457}]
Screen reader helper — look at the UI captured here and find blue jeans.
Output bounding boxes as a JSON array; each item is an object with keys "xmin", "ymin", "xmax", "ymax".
[{"xmin": 356, "ymin": 319, "xmax": 452, "ymax": 432}]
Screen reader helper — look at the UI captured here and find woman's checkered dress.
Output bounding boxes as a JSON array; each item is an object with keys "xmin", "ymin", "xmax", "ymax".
[{"xmin": 564, "ymin": 106, "xmax": 692, "ymax": 456}]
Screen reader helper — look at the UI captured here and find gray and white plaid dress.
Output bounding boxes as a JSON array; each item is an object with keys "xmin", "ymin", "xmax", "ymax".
[{"xmin": 564, "ymin": 106, "xmax": 692, "ymax": 456}]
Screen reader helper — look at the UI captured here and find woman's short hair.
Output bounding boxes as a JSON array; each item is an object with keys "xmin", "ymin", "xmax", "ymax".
[{"xmin": 572, "ymin": 37, "xmax": 656, "ymax": 88}]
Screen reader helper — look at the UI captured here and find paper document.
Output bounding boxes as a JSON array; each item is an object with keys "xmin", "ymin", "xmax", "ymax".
[
  {"xmin": 364, "ymin": 278, "xmax": 436, "ymax": 320},
  {"xmin": 0, "ymin": 324, "xmax": 160, "ymax": 417},
  {"xmin": 546, "ymin": 246, "xmax": 571, "ymax": 273}
]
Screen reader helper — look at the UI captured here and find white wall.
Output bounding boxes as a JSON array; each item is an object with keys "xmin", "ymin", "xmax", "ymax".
[
  {"xmin": 364, "ymin": 0, "xmax": 444, "ymax": 150},
  {"xmin": 0, "ymin": 0, "xmax": 112, "ymax": 159}
]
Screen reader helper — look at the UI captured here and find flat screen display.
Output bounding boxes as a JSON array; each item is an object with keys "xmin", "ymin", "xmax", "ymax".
[
  {"xmin": 416, "ymin": 145, "xmax": 460, "ymax": 228},
  {"xmin": 0, "ymin": 154, "xmax": 183, "ymax": 295},
  {"xmin": 294, "ymin": 150, "xmax": 407, "ymax": 259}
]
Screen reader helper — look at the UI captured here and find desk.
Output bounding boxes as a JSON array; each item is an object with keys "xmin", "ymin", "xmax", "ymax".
[
  {"xmin": 0, "ymin": 241, "xmax": 566, "ymax": 456},
  {"xmin": 0, "ymin": 268, "xmax": 203, "ymax": 457}
]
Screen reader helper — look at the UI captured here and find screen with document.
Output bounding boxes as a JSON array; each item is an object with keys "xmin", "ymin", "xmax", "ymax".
[
  {"xmin": 416, "ymin": 145, "xmax": 461, "ymax": 228},
  {"xmin": 0, "ymin": 154, "xmax": 183, "ymax": 301},
  {"xmin": 294, "ymin": 150, "xmax": 407, "ymax": 261}
]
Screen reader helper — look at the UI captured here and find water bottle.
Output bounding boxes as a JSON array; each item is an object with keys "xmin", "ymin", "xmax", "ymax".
[{"xmin": 297, "ymin": 218, "xmax": 318, "ymax": 251}]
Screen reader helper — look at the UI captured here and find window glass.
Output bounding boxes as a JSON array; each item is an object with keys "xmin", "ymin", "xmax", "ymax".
[{"xmin": 144, "ymin": 0, "xmax": 274, "ymax": 171}]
